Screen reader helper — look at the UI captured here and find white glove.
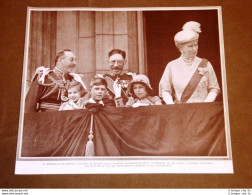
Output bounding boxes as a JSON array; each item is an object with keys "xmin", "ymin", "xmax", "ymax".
[
  {"xmin": 113, "ymin": 79, "xmax": 122, "ymax": 98},
  {"xmin": 204, "ymin": 91, "xmax": 218, "ymax": 102},
  {"xmin": 132, "ymin": 102, "xmax": 149, "ymax": 108},
  {"xmin": 162, "ymin": 92, "xmax": 174, "ymax": 104}
]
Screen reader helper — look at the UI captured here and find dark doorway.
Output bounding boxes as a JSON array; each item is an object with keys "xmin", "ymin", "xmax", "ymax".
[{"xmin": 144, "ymin": 10, "xmax": 222, "ymax": 101}]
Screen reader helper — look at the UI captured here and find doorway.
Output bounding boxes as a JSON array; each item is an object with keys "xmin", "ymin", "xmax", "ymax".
[{"xmin": 144, "ymin": 10, "xmax": 222, "ymax": 100}]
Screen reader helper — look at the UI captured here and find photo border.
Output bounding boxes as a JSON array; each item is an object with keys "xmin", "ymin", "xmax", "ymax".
[{"xmin": 15, "ymin": 6, "xmax": 233, "ymax": 174}]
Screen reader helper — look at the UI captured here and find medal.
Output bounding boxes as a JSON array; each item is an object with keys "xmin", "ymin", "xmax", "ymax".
[{"xmin": 60, "ymin": 88, "xmax": 68, "ymax": 101}]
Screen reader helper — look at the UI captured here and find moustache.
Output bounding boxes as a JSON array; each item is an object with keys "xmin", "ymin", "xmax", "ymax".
[
  {"xmin": 111, "ymin": 65, "xmax": 123, "ymax": 70},
  {"xmin": 68, "ymin": 64, "xmax": 76, "ymax": 68}
]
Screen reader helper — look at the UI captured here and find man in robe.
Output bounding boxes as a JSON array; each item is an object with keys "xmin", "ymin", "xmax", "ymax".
[{"xmin": 25, "ymin": 49, "xmax": 87, "ymax": 112}]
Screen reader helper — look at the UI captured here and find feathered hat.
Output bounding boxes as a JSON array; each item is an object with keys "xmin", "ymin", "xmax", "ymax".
[{"xmin": 174, "ymin": 21, "xmax": 201, "ymax": 47}]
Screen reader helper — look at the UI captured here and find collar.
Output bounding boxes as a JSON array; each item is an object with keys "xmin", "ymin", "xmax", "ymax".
[
  {"xmin": 107, "ymin": 71, "xmax": 124, "ymax": 78},
  {"xmin": 88, "ymin": 98, "xmax": 104, "ymax": 106},
  {"xmin": 180, "ymin": 55, "xmax": 201, "ymax": 65},
  {"xmin": 181, "ymin": 54, "xmax": 196, "ymax": 64},
  {"xmin": 53, "ymin": 67, "xmax": 66, "ymax": 79}
]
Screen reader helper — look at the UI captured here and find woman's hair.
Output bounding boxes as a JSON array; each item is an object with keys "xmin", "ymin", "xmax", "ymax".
[
  {"xmin": 90, "ymin": 77, "xmax": 108, "ymax": 89},
  {"xmin": 175, "ymin": 42, "xmax": 185, "ymax": 52},
  {"xmin": 130, "ymin": 82, "xmax": 154, "ymax": 98},
  {"xmin": 67, "ymin": 80, "xmax": 86, "ymax": 97}
]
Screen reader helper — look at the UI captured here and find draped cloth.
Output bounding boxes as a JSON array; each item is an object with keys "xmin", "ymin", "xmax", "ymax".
[{"xmin": 21, "ymin": 102, "xmax": 227, "ymax": 157}]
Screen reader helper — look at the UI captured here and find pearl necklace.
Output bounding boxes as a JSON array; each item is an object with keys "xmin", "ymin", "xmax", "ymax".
[{"xmin": 180, "ymin": 56, "xmax": 196, "ymax": 74}]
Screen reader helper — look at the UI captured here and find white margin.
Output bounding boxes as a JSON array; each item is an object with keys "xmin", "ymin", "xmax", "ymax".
[{"xmin": 15, "ymin": 6, "xmax": 233, "ymax": 175}]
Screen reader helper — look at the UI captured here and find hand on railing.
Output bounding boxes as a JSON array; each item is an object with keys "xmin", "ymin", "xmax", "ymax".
[{"xmin": 132, "ymin": 102, "xmax": 149, "ymax": 108}]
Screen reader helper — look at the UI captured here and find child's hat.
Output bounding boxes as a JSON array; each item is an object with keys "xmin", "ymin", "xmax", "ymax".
[{"xmin": 128, "ymin": 74, "xmax": 153, "ymax": 93}]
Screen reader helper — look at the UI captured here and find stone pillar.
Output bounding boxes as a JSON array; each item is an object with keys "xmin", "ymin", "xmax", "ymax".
[
  {"xmin": 137, "ymin": 11, "xmax": 147, "ymax": 75},
  {"xmin": 95, "ymin": 11, "xmax": 114, "ymax": 74},
  {"xmin": 95, "ymin": 11, "xmax": 139, "ymax": 75},
  {"xmin": 56, "ymin": 11, "xmax": 78, "ymax": 72},
  {"xmin": 28, "ymin": 11, "xmax": 42, "ymax": 83},
  {"xmin": 78, "ymin": 11, "xmax": 96, "ymax": 88},
  {"xmin": 27, "ymin": 11, "xmax": 56, "ymax": 90}
]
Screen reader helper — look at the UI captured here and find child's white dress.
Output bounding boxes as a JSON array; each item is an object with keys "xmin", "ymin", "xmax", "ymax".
[{"xmin": 59, "ymin": 98, "xmax": 85, "ymax": 111}]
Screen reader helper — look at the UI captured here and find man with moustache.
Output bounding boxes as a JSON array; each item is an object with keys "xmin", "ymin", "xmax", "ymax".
[
  {"xmin": 25, "ymin": 49, "xmax": 86, "ymax": 112},
  {"xmin": 103, "ymin": 49, "xmax": 135, "ymax": 106}
]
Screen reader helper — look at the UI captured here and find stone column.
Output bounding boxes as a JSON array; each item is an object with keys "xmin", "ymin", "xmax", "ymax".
[
  {"xmin": 78, "ymin": 11, "xmax": 96, "ymax": 88},
  {"xmin": 95, "ymin": 11, "xmax": 139, "ymax": 75},
  {"xmin": 27, "ymin": 11, "xmax": 56, "ymax": 89}
]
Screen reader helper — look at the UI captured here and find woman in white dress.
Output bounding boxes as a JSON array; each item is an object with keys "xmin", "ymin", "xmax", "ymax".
[{"xmin": 159, "ymin": 21, "xmax": 220, "ymax": 104}]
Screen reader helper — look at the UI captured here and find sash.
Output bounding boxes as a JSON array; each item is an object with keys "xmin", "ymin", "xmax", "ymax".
[
  {"xmin": 104, "ymin": 76, "xmax": 115, "ymax": 95},
  {"xmin": 104, "ymin": 76, "xmax": 131, "ymax": 98},
  {"xmin": 176, "ymin": 59, "xmax": 208, "ymax": 103}
]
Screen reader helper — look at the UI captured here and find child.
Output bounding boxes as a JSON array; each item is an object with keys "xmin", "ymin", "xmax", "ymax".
[
  {"xmin": 83, "ymin": 75, "xmax": 108, "ymax": 108},
  {"xmin": 125, "ymin": 74, "xmax": 162, "ymax": 107},
  {"xmin": 59, "ymin": 81, "xmax": 86, "ymax": 110}
]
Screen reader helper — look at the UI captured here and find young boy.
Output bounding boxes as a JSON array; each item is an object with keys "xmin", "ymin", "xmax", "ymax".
[
  {"xmin": 84, "ymin": 75, "xmax": 108, "ymax": 107},
  {"xmin": 59, "ymin": 81, "xmax": 87, "ymax": 110}
]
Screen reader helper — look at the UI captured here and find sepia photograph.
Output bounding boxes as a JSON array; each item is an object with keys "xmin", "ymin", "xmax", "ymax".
[{"xmin": 15, "ymin": 6, "xmax": 233, "ymax": 174}]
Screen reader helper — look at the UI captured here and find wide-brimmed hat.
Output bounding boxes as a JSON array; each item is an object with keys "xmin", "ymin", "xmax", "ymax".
[
  {"xmin": 128, "ymin": 74, "xmax": 153, "ymax": 93},
  {"xmin": 174, "ymin": 21, "xmax": 201, "ymax": 47}
]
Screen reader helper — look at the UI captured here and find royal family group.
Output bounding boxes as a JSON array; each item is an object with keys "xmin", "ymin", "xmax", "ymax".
[{"xmin": 25, "ymin": 21, "xmax": 220, "ymax": 113}]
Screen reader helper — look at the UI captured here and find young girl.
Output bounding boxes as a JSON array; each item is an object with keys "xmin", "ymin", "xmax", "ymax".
[
  {"xmin": 127, "ymin": 74, "xmax": 162, "ymax": 107},
  {"xmin": 114, "ymin": 74, "xmax": 162, "ymax": 107},
  {"xmin": 59, "ymin": 81, "xmax": 87, "ymax": 110}
]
